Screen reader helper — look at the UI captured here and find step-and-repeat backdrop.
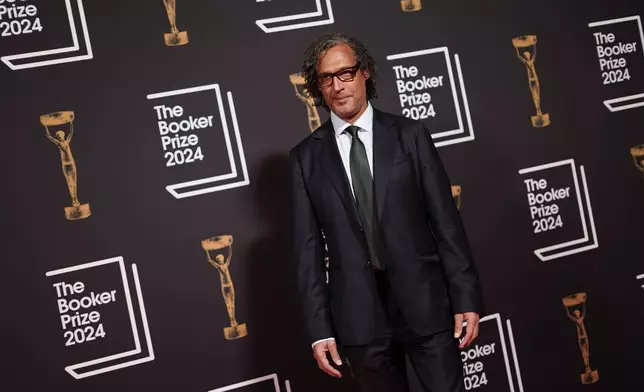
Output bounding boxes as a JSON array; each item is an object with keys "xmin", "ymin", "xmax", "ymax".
[{"xmin": 2, "ymin": 0, "xmax": 643, "ymax": 391}]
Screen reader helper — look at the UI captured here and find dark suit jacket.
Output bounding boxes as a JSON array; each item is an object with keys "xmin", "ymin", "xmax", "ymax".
[{"xmin": 290, "ymin": 108, "xmax": 484, "ymax": 346}]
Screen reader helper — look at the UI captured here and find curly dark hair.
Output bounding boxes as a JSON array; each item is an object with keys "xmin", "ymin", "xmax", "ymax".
[{"xmin": 301, "ymin": 32, "xmax": 378, "ymax": 109}]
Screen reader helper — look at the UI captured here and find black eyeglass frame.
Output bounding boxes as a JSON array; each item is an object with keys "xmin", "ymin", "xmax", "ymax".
[{"xmin": 316, "ymin": 63, "xmax": 362, "ymax": 88}]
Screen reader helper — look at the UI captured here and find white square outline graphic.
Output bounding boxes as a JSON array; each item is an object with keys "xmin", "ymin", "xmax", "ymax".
[
  {"xmin": 207, "ymin": 373, "xmax": 287, "ymax": 392},
  {"xmin": 474, "ymin": 313, "xmax": 519, "ymax": 392},
  {"xmin": 386, "ymin": 47, "xmax": 475, "ymax": 147},
  {"xmin": 504, "ymin": 318, "xmax": 525, "ymax": 392},
  {"xmin": 518, "ymin": 159, "xmax": 599, "ymax": 262},
  {"xmin": 588, "ymin": 15, "xmax": 644, "ymax": 112},
  {"xmin": 45, "ymin": 257, "xmax": 155, "ymax": 379},
  {"xmin": 146, "ymin": 84, "xmax": 250, "ymax": 199},
  {"xmin": 256, "ymin": 0, "xmax": 334, "ymax": 33},
  {"xmin": 1, "ymin": 0, "xmax": 93, "ymax": 70}
]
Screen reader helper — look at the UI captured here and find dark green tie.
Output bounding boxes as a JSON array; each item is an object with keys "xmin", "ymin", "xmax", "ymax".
[{"xmin": 345, "ymin": 126, "xmax": 383, "ymax": 270}]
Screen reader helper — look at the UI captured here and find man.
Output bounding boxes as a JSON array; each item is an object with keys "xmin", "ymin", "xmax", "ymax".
[{"xmin": 290, "ymin": 33, "xmax": 484, "ymax": 392}]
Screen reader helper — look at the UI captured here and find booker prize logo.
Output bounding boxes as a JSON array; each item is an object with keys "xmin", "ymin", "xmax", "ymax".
[
  {"xmin": 41, "ymin": 111, "xmax": 91, "ymax": 220},
  {"xmin": 518, "ymin": 159, "xmax": 599, "ymax": 262},
  {"xmin": 289, "ymin": 72, "xmax": 322, "ymax": 132},
  {"xmin": 202, "ymin": 235, "xmax": 248, "ymax": 340},
  {"xmin": 146, "ymin": 83, "xmax": 250, "ymax": 199},
  {"xmin": 385, "ymin": 46, "xmax": 475, "ymax": 147},
  {"xmin": 255, "ymin": 0, "xmax": 334, "ymax": 33},
  {"xmin": 588, "ymin": 15, "xmax": 644, "ymax": 111},
  {"xmin": 162, "ymin": 0, "xmax": 188, "ymax": 46},
  {"xmin": 512, "ymin": 35, "xmax": 550, "ymax": 128},
  {"xmin": 562, "ymin": 293, "xmax": 599, "ymax": 384},
  {"xmin": 45, "ymin": 256, "xmax": 154, "ymax": 379},
  {"xmin": 1, "ymin": 0, "xmax": 93, "ymax": 70},
  {"xmin": 459, "ymin": 313, "xmax": 525, "ymax": 391},
  {"xmin": 401, "ymin": 0, "xmax": 421, "ymax": 12}
]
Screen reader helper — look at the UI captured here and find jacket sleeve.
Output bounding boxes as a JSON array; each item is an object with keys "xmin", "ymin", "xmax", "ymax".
[
  {"xmin": 290, "ymin": 150, "xmax": 334, "ymax": 342},
  {"xmin": 415, "ymin": 123, "xmax": 485, "ymax": 315}
]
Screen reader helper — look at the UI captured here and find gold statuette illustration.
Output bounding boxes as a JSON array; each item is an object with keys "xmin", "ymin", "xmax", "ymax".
[
  {"xmin": 512, "ymin": 35, "xmax": 550, "ymax": 128},
  {"xmin": 451, "ymin": 185, "xmax": 462, "ymax": 210},
  {"xmin": 630, "ymin": 145, "xmax": 644, "ymax": 178},
  {"xmin": 401, "ymin": 0, "xmax": 422, "ymax": 12},
  {"xmin": 289, "ymin": 73, "xmax": 322, "ymax": 133},
  {"xmin": 562, "ymin": 293, "xmax": 599, "ymax": 384},
  {"xmin": 202, "ymin": 235, "xmax": 248, "ymax": 340},
  {"xmin": 163, "ymin": 0, "xmax": 188, "ymax": 46},
  {"xmin": 40, "ymin": 111, "xmax": 91, "ymax": 220}
]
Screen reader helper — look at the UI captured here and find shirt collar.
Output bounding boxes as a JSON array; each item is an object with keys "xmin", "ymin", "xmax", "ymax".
[{"xmin": 331, "ymin": 102, "xmax": 374, "ymax": 138}]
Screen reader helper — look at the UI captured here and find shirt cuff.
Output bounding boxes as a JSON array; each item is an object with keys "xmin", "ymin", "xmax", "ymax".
[{"xmin": 311, "ymin": 337, "xmax": 335, "ymax": 349}]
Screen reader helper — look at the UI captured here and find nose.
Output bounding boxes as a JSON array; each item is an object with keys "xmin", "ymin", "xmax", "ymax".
[{"xmin": 331, "ymin": 76, "xmax": 344, "ymax": 92}]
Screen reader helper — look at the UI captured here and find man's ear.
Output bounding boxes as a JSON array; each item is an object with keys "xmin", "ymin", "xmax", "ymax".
[{"xmin": 362, "ymin": 69, "xmax": 371, "ymax": 80}]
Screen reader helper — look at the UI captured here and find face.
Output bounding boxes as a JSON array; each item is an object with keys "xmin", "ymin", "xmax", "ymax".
[{"xmin": 316, "ymin": 44, "xmax": 370, "ymax": 122}]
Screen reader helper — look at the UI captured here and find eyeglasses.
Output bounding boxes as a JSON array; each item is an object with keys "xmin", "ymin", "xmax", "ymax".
[{"xmin": 317, "ymin": 63, "xmax": 361, "ymax": 88}]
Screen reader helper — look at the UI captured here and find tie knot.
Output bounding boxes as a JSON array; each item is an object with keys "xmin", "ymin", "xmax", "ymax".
[{"xmin": 345, "ymin": 125, "xmax": 360, "ymax": 139}]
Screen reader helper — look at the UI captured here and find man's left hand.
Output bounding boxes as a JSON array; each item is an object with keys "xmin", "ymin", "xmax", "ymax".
[{"xmin": 454, "ymin": 312, "xmax": 480, "ymax": 349}]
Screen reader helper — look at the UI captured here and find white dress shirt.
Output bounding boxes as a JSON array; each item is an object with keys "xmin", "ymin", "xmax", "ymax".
[{"xmin": 311, "ymin": 103, "xmax": 375, "ymax": 349}]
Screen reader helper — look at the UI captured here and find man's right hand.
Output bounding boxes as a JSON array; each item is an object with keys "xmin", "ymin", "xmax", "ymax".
[{"xmin": 313, "ymin": 340, "xmax": 343, "ymax": 378}]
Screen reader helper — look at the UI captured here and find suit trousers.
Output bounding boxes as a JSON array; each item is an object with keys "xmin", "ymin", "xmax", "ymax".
[{"xmin": 343, "ymin": 268, "xmax": 465, "ymax": 392}]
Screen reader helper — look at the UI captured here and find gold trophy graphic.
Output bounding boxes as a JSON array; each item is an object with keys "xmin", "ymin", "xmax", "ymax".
[
  {"xmin": 202, "ymin": 235, "xmax": 248, "ymax": 340},
  {"xmin": 40, "ymin": 111, "xmax": 91, "ymax": 220},
  {"xmin": 451, "ymin": 185, "xmax": 462, "ymax": 210},
  {"xmin": 630, "ymin": 145, "xmax": 644, "ymax": 178},
  {"xmin": 289, "ymin": 73, "xmax": 322, "ymax": 132},
  {"xmin": 562, "ymin": 293, "xmax": 599, "ymax": 384},
  {"xmin": 512, "ymin": 35, "xmax": 551, "ymax": 128},
  {"xmin": 163, "ymin": 0, "xmax": 188, "ymax": 46},
  {"xmin": 401, "ymin": 0, "xmax": 422, "ymax": 12}
]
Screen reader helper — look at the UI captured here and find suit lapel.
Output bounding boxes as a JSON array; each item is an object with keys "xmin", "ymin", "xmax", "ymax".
[
  {"xmin": 314, "ymin": 121, "xmax": 363, "ymax": 231},
  {"xmin": 373, "ymin": 109, "xmax": 397, "ymax": 223}
]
